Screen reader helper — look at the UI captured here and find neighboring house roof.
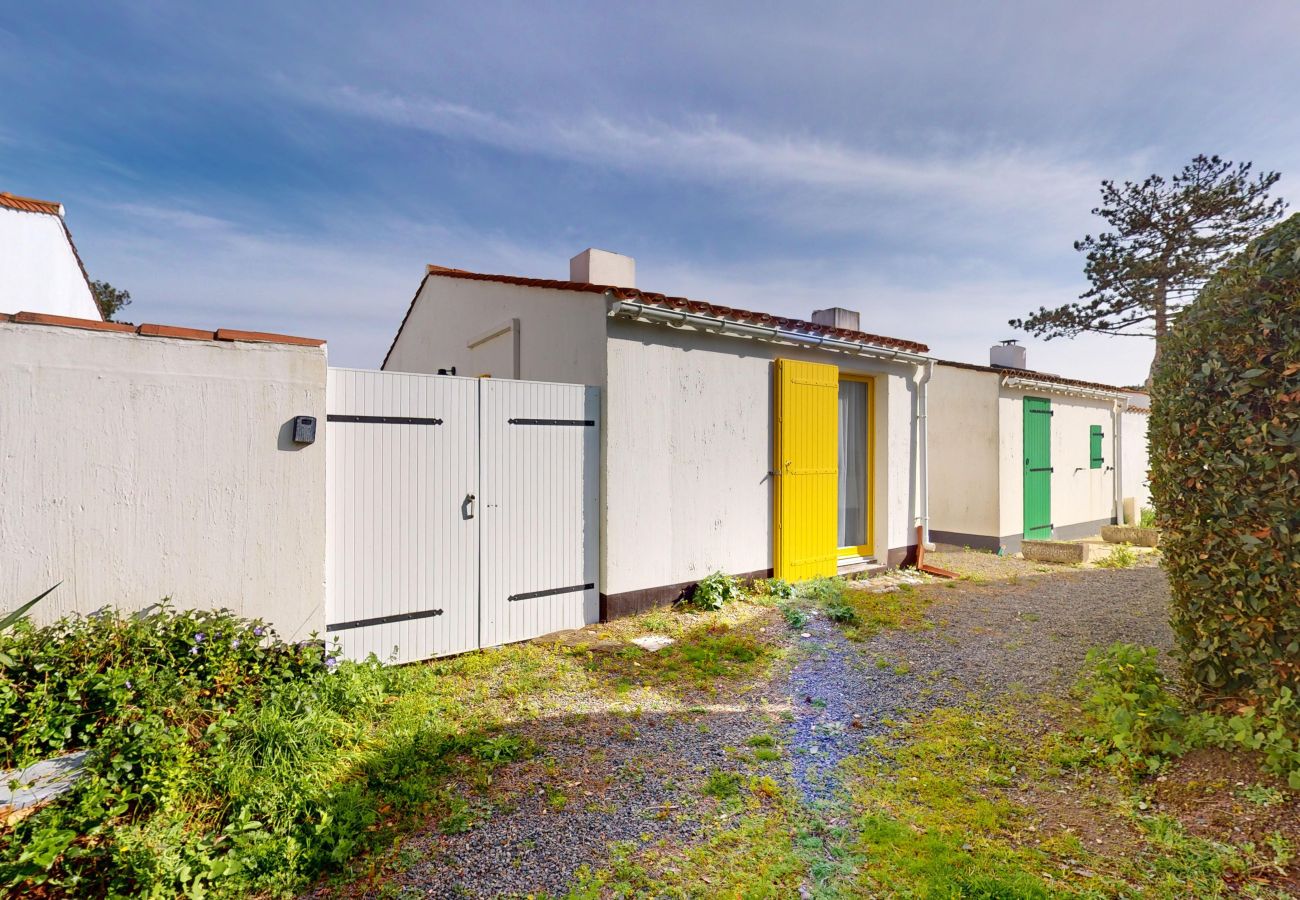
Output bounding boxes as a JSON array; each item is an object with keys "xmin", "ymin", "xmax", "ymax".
[
  {"xmin": 0, "ymin": 191, "xmax": 64, "ymax": 215},
  {"xmin": 0, "ymin": 190, "xmax": 103, "ymax": 320},
  {"xmin": 384, "ymin": 264, "xmax": 929, "ymax": 367},
  {"xmin": 1, "ymin": 310, "xmax": 324, "ymax": 347},
  {"xmin": 937, "ymin": 359, "xmax": 1133, "ymax": 397}
]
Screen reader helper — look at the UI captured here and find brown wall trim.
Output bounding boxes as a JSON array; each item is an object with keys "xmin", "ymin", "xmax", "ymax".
[
  {"xmin": 600, "ymin": 568, "xmax": 773, "ymax": 621},
  {"xmin": 929, "ymin": 530, "xmax": 1002, "ymax": 553},
  {"xmin": 886, "ymin": 545, "xmax": 919, "ymax": 568}
]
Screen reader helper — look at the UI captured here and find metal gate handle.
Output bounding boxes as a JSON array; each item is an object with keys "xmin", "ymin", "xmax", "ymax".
[{"xmin": 463, "ymin": 493, "xmax": 476, "ymax": 519}]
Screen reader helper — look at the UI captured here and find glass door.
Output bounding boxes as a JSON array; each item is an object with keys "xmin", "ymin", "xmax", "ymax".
[{"xmin": 837, "ymin": 376, "xmax": 873, "ymax": 559}]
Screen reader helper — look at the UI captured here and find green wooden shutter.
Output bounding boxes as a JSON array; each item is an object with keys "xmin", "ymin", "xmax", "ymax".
[
  {"xmin": 1023, "ymin": 397, "xmax": 1053, "ymax": 540},
  {"xmin": 1089, "ymin": 425, "xmax": 1104, "ymax": 469}
]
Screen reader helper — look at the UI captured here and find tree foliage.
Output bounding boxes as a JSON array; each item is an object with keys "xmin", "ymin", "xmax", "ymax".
[
  {"xmin": 1149, "ymin": 213, "xmax": 1300, "ymax": 706},
  {"xmin": 91, "ymin": 279, "xmax": 131, "ymax": 321},
  {"xmin": 1012, "ymin": 155, "xmax": 1285, "ymax": 352}
]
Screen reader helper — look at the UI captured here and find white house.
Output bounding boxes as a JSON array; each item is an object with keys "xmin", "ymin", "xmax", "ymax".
[
  {"xmin": 0, "ymin": 191, "xmax": 102, "ymax": 320},
  {"xmin": 927, "ymin": 340, "xmax": 1150, "ymax": 554},
  {"xmin": 384, "ymin": 249, "xmax": 935, "ymax": 617}
]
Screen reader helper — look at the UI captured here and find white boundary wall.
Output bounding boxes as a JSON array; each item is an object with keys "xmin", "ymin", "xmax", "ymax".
[{"xmin": 0, "ymin": 322, "xmax": 327, "ymax": 638}]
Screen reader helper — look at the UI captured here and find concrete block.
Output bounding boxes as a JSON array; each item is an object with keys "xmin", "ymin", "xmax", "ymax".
[
  {"xmin": 1021, "ymin": 540, "xmax": 1086, "ymax": 564},
  {"xmin": 1100, "ymin": 525, "xmax": 1161, "ymax": 547}
]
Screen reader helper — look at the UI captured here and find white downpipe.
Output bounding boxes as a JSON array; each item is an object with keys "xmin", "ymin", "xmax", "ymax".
[
  {"xmin": 915, "ymin": 360, "xmax": 935, "ymax": 551},
  {"xmin": 1112, "ymin": 398, "xmax": 1127, "ymax": 524}
]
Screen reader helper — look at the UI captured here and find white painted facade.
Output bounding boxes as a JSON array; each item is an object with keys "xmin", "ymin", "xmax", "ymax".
[
  {"xmin": 601, "ymin": 318, "xmax": 918, "ymax": 597},
  {"xmin": 383, "ymin": 273, "xmax": 607, "ymax": 385},
  {"xmin": 385, "ymin": 266, "xmax": 927, "ymax": 613},
  {"xmin": 929, "ymin": 362, "xmax": 1141, "ymax": 552},
  {"xmin": 0, "ymin": 205, "xmax": 101, "ymax": 320},
  {"xmin": 0, "ymin": 322, "xmax": 327, "ymax": 638}
]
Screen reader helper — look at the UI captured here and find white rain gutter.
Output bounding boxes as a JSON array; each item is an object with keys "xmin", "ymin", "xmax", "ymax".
[
  {"xmin": 1000, "ymin": 373, "xmax": 1130, "ymax": 526},
  {"xmin": 609, "ymin": 295, "xmax": 935, "ymax": 558},
  {"xmin": 607, "ymin": 297, "xmax": 931, "ymax": 366}
]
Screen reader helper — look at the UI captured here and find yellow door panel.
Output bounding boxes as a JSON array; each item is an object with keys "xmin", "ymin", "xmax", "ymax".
[{"xmin": 773, "ymin": 358, "xmax": 839, "ymax": 581}]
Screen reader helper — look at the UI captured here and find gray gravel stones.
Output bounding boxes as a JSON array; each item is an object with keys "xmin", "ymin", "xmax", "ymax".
[{"xmin": 320, "ymin": 566, "xmax": 1175, "ymax": 897}]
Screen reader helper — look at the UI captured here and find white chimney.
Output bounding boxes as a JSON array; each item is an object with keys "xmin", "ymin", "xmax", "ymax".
[
  {"xmin": 990, "ymin": 339, "xmax": 1027, "ymax": 369},
  {"xmin": 810, "ymin": 307, "xmax": 861, "ymax": 331},
  {"xmin": 570, "ymin": 248, "xmax": 636, "ymax": 288}
]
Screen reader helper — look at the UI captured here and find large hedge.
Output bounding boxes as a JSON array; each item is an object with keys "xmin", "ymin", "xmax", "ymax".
[{"xmin": 1150, "ymin": 213, "xmax": 1300, "ymax": 702}]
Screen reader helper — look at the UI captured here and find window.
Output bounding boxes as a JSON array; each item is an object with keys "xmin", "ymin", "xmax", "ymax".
[
  {"xmin": 1089, "ymin": 425, "xmax": 1104, "ymax": 469},
  {"xmin": 837, "ymin": 377, "xmax": 872, "ymax": 554}
]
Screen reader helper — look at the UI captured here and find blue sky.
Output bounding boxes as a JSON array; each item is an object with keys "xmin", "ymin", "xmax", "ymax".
[{"xmin": 3, "ymin": 1, "xmax": 1297, "ymax": 384}]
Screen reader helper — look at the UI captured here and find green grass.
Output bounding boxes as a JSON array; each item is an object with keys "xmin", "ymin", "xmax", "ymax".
[
  {"xmin": 580, "ymin": 621, "xmax": 776, "ymax": 693},
  {"xmin": 844, "ymin": 705, "xmax": 1254, "ymax": 898}
]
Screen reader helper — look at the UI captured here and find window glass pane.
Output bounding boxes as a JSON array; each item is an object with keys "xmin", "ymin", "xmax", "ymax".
[{"xmin": 838, "ymin": 380, "xmax": 867, "ymax": 548}]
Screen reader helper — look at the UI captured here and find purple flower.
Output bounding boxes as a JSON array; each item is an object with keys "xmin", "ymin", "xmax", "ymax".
[
  {"xmin": 230, "ymin": 639, "xmax": 240, "ymax": 649},
  {"xmin": 124, "ymin": 680, "xmax": 133, "ymax": 689},
  {"xmin": 189, "ymin": 645, "xmax": 199, "ymax": 655},
  {"xmin": 324, "ymin": 656, "xmax": 340, "ymax": 671},
  {"xmin": 253, "ymin": 626, "xmax": 265, "ymax": 637},
  {"xmin": 194, "ymin": 632, "xmax": 206, "ymax": 643}
]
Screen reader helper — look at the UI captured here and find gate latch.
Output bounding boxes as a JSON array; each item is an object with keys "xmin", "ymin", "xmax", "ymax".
[{"xmin": 462, "ymin": 494, "xmax": 476, "ymax": 519}]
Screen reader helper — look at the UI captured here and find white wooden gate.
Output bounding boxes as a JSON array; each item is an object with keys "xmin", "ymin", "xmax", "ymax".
[{"xmin": 325, "ymin": 368, "xmax": 599, "ymax": 664}]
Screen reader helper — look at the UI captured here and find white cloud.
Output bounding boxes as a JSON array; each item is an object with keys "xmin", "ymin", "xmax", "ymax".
[{"xmin": 312, "ymin": 85, "xmax": 1110, "ymax": 240}]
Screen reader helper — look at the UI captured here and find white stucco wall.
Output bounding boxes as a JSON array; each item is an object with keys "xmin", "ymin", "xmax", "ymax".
[
  {"xmin": 927, "ymin": 365, "xmax": 1000, "ymax": 542},
  {"xmin": 602, "ymin": 318, "xmax": 917, "ymax": 596},
  {"xmin": 0, "ymin": 208, "xmax": 101, "ymax": 320},
  {"xmin": 1121, "ymin": 409, "xmax": 1151, "ymax": 517},
  {"xmin": 383, "ymin": 276, "xmax": 607, "ymax": 385},
  {"xmin": 996, "ymin": 388, "xmax": 1117, "ymax": 539},
  {"xmin": 0, "ymin": 323, "xmax": 327, "ymax": 638}
]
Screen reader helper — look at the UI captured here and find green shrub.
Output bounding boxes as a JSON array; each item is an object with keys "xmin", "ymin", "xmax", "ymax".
[
  {"xmin": 687, "ymin": 571, "xmax": 745, "ymax": 611},
  {"xmin": 761, "ymin": 578, "xmax": 796, "ymax": 600},
  {"xmin": 779, "ymin": 603, "xmax": 810, "ymax": 629},
  {"xmin": 1149, "ymin": 214, "xmax": 1300, "ymax": 705},
  {"xmin": 1078, "ymin": 644, "xmax": 1300, "ymax": 788},
  {"xmin": 1096, "ymin": 544, "xmax": 1137, "ymax": 569},
  {"xmin": 1138, "ymin": 507, "xmax": 1156, "ymax": 529},
  {"xmin": 0, "ymin": 605, "xmax": 530, "ymax": 897},
  {"xmin": 1077, "ymin": 644, "xmax": 1188, "ymax": 773}
]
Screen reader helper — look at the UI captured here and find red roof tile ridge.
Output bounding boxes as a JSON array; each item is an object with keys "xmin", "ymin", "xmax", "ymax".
[
  {"xmin": 0, "ymin": 191, "xmax": 63, "ymax": 215},
  {"xmin": 2, "ymin": 312, "xmax": 324, "ymax": 348},
  {"xmin": 416, "ymin": 264, "xmax": 930, "ymax": 354}
]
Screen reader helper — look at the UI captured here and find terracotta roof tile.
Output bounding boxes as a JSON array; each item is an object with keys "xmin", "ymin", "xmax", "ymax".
[
  {"xmin": 0, "ymin": 192, "xmax": 63, "ymax": 215},
  {"xmin": 404, "ymin": 265, "xmax": 929, "ymax": 355},
  {"xmin": 2, "ymin": 313, "xmax": 323, "ymax": 349}
]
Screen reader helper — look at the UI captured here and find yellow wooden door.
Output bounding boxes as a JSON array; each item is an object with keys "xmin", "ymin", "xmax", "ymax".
[{"xmin": 773, "ymin": 359, "xmax": 839, "ymax": 581}]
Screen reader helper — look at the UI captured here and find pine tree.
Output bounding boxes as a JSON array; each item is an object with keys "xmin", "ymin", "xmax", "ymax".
[{"xmin": 1011, "ymin": 155, "xmax": 1285, "ymax": 380}]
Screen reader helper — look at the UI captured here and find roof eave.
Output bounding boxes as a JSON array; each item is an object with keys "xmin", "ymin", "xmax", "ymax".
[{"xmin": 607, "ymin": 295, "xmax": 932, "ymax": 365}]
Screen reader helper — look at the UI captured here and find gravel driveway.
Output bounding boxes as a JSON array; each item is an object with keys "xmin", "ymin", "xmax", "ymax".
[{"xmin": 319, "ymin": 565, "xmax": 1174, "ymax": 898}]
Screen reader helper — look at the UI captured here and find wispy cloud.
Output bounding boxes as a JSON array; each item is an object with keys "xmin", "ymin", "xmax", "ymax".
[{"xmin": 311, "ymin": 85, "xmax": 1108, "ymax": 237}]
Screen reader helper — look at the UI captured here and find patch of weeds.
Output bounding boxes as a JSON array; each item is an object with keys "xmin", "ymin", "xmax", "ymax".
[
  {"xmin": 1240, "ymin": 784, "xmax": 1287, "ymax": 807},
  {"xmin": 571, "ymin": 780, "xmax": 837, "ymax": 898},
  {"xmin": 779, "ymin": 602, "xmax": 810, "ymax": 629},
  {"xmin": 845, "ymin": 706, "xmax": 1241, "ymax": 898},
  {"xmin": 753, "ymin": 748, "xmax": 781, "ymax": 762},
  {"xmin": 1097, "ymin": 543, "xmax": 1138, "ymax": 569},
  {"xmin": 702, "ymin": 769, "xmax": 743, "ymax": 800},
  {"xmin": 752, "ymin": 578, "xmax": 795, "ymax": 601},
  {"xmin": 637, "ymin": 608, "xmax": 675, "ymax": 634},
  {"xmin": 746, "ymin": 733, "xmax": 776, "ymax": 748},
  {"xmin": 582, "ymin": 622, "xmax": 775, "ymax": 693},
  {"xmin": 685, "ymin": 571, "xmax": 745, "ymax": 611}
]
